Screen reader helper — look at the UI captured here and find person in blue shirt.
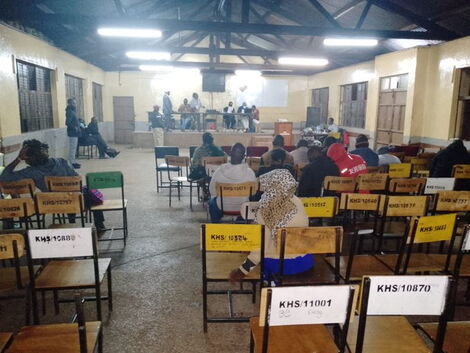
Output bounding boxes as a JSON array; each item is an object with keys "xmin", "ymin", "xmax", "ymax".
[{"xmin": 350, "ymin": 134, "xmax": 379, "ymax": 167}]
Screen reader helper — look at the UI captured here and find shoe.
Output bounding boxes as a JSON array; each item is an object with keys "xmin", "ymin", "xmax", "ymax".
[{"xmin": 72, "ymin": 163, "xmax": 81, "ymax": 169}]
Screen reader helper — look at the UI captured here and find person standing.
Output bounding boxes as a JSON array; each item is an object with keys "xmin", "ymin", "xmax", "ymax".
[
  {"xmin": 223, "ymin": 101, "xmax": 236, "ymax": 129},
  {"xmin": 250, "ymin": 105, "xmax": 260, "ymax": 132},
  {"xmin": 190, "ymin": 93, "xmax": 204, "ymax": 131},
  {"xmin": 149, "ymin": 105, "xmax": 164, "ymax": 146},
  {"xmin": 178, "ymin": 98, "xmax": 193, "ymax": 131},
  {"xmin": 237, "ymin": 102, "xmax": 250, "ymax": 132},
  {"xmin": 162, "ymin": 91, "xmax": 173, "ymax": 131},
  {"xmin": 65, "ymin": 98, "xmax": 81, "ymax": 169}
]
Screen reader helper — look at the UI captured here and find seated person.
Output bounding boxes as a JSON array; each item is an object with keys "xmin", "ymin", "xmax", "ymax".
[
  {"xmin": 378, "ymin": 146, "xmax": 401, "ymax": 166},
  {"xmin": 189, "ymin": 132, "xmax": 226, "ymax": 180},
  {"xmin": 322, "ymin": 135, "xmax": 337, "ymax": 154},
  {"xmin": 327, "ymin": 143, "xmax": 367, "ymax": 178},
  {"xmin": 290, "ymin": 139, "xmax": 309, "ymax": 165},
  {"xmin": 257, "ymin": 149, "xmax": 295, "ymax": 177},
  {"xmin": 261, "ymin": 135, "xmax": 294, "ymax": 167},
  {"xmin": 208, "ymin": 143, "xmax": 256, "ymax": 223},
  {"xmin": 0, "ymin": 139, "xmax": 105, "ymax": 231},
  {"xmin": 230, "ymin": 169, "xmax": 313, "ymax": 282},
  {"xmin": 298, "ymin": 146, "xmax": 339, "ymax": 197},
  {"xmin": 327, "ymin": 117, "xmax": 338, "ymax": 133},
  {"xmin": 350, "ymin": 134, "xmax": 378, "ymax": 167},
  {"xmin": 86, "ymin": 117, "xmax": 119, "ymax": 159}
]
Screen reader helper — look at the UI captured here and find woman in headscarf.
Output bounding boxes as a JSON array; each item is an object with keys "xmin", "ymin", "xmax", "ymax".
[{"xmin": 229, "ymin": 169, "xmax": 313, "ymax": 282}]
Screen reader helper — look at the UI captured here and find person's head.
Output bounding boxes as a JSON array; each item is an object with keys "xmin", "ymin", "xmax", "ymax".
[
  {"xmin": 251, "ymin": 105, "xmax": 256, "ymax": 110},
  {"xmin": 327, "ymin": 143, "xmax": 348, "ymax": 162},
  {"xmin": 446, "ymin": 139, "xmax": 467, "ymax": 153},
  {"xmin": 242, "ymin": 102, "xmax": 247, "ymax": 107},
  {"xmin": 22, "ymin": 139, "xmax": 49, "ymax": 166},
  {"xmin": 377, "ymin": 146, "xmax": 391, "ymax": 155},
  {"xmin": 192, "ymin": 92, "xmax": 198, "ymax": 99},
  {"xmin": 271, "ymin": 148, "xmax": 286, "ymax": 167},
  {"xmin": 91, "ymin": 117, "xmax": 97, "ymax": 123},
  {"xmin": 202, "ymin": 132, "xmax": 214, "ymax": 146},
  {"xmin": 355, "ymin": 134, "xmax": 369, "ymax": 148},
  {"xmin": 272, "ymin": 135, "xmax": 284, "ymax": 148},
  {"xmin": 230, "ymin": 143, "xmax": 246, "ymax": 165},
  {"xmin": 228, "ymin": 101, "xmax": 233, "ymax": 107},
  {"xmin": 79, "ymin": 118, "xmax": 84, "ymax": 124},
  {"xmin": 153, "ymin": 105, "xmax": 160, "ymax": 112},
  {"xmin": 67, "ymin": 98, "xmax": 76, "ymax": 107},
  {"xmin": 165, "ymin": 91, "xmax": 170, "ymax": 95},
  {"xmin": 307, "ymin": 146, "xmax": 323, "ymax": 162},
  {"xmin": 328, "ymin": 117, "xmax": 334, "ymax": 125},
  {"xmin": 323, "ymin": 136, "xmax": 337, "ymax": 149},
  {"xmin": 297, "ymin": 139, "xmax": 308, "ymax": 149},
  {"xmin": 183, "ymin": 98, "xmax": 188, "ymax": 104}
]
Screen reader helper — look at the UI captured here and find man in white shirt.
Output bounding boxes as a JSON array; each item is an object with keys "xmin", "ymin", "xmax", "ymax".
[
  {"xmin": 327, "ymin": 117, "xmax": 339, "ymax": 133},
  {"xmin": 378, "ymin": 146, "xmax": 402, "ymax": 166},
  {"xmin": 190, "ymin": 92, "xmax": 204, "ymax": 130},
  {"xmin": 208, "ymin": 143, "xmax": 256, "ymax": 222},
  {"xmin": 223, "ymin": 101, "xmax": 236, "ymax": 129},
  {"xmin": 290, "ymin": 139, "xmax": 309, "ymax": 165}
]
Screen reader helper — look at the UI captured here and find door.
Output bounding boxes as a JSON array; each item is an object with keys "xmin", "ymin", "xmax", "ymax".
[
  {"xmin": 312, "ymin": 87, "xmax": 329, "ymax": 125},
  {"xmin": 113, "ymin": 96, "xmax": 135, "ymax": 144},
  {"xmin": 376, "ymin": 74, "xmax": 408, "ymax": 146}
]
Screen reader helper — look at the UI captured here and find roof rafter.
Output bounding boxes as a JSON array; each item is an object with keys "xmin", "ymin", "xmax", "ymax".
[{"xmin": 307, "ymin": 0, "xmax": 341, "ymax": 28}]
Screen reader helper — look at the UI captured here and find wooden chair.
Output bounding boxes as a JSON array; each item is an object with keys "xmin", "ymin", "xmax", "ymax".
[
  {"xmin": 86, "ymin": 172, "xmax": 128, "ymax": 245},
  {"xmin": 349, "ymin": 275, "xmax": 452, "ymax": 353},
  {"xmin": 326, "ymin": 194, "xmax": 393, "ymax": 282},
  {"xmin": 250, "ymin": 285, "xmax": 355, "ymax": 353},
  {"xmin": 356, "ymin": 173, "xmax": 388, "ymax": 193},
  {"xmin": 202, "ymin": 156, "xmax": 227, "ymax": 177},
  {"xmin": 5, "ymin": 294, "xmax": 103, "ymax": 353},
  {"xmin": 77, "ymin": 140, "xmax": 97, "ymax": 160},
  {"xmin": 154, "ymin": 146, "xmax": 179, "ymax": 192},
  {"xmin": 45, "ymin": 176, "xmax": 82, "ymax": 192},
  {"xmin": 323, "ymin": 176, "xmax": 356, "ymax": 195},
  {"xmin": 247, "ymin": 146, "xmax": 268, "ymax": 157},
  {"xmin": 432, "ymin": 191, "xmax": 470, "ymax": 236},
  {"xmin": 0, "ymin": 197, "xmax": 37, "ymax": 231},
  {"xmin": 201, "ymin": 223, "xmax": 265, "ymax": 332},
  {"xmin": 246, "ymin": 157, "xmax": 261, "ymax": 173},
  {"xmin": 388, "ymin": 163, "xmax": 412, "ymax": 178},
  {"xmin": 0, "ymin": 333, "xmax": 12, "ymax": 353},
  {"xmin": 452, "ymin": 164, "xmax": 470, "ymax": 179},
  {"xmin": 294, "ymin": 162, "xmax": 308, "ymax": 181},
  {"xmin": 189, "ymin": 145, "xmax": 198, "ymax": 159},
  {"xmin": 375, "ymin": 213, "xmax": 458, "ymax": 275},
  {"xmin": 366, "ymin": 166, "xmax": 379, "ymax": 174},
  {"xmin": 424, "ymin": 178, "xmax": 455, "ymax": 195},
  {"xmin": 26, "ymin": 227, "xmax": 112, "ymax": 324},
  {"xmin": 452, "ymin": 225, "xmax": 470, "ymax": 303},
  {"xmin": 35, "ymin": 192, "xmax": 86, "ymax": 229},
  {"xmin": 216, "ymin": 182, "xmax": 258, "ymax": 219},
  {"xmin": 300, "ymin": 197, "xmax": 339, "ymax": 226},
  {"xmin": 0, "ymin": 233, "xmax": 33, "ymax": 325},
  {"xmin": 164, "ymin": 156, "xmax": 198, "ymax": 210},
  {"xmin": 410, "ymin": 158, "xmax": 431, "ymax": 172},
  {"xmin": 240, "ymin": 201, "xmax": 258, "ymax": 223},
  {"xmin": 0, "ymin": 179, "xmax": 35, "ymax": 198},
  {"xmin": 417, "ymin": 321, "xmax": 470, "ymax": 353},
  {"xmin": 275, "ymin": 226, "xmax": 343, "ymax": 286},
  {"xmin": 388, "ymin": 178, "xmax": 426, "ymax": 195}
]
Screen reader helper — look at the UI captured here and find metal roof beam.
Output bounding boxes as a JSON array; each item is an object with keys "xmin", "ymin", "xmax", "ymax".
[
  {"xmin": 355, "ymin": 1, "xmax": 371, "ymax": 29},
  {"xmin": 307, "ymin": 0, "xmax": 341, "ymax": 28}
]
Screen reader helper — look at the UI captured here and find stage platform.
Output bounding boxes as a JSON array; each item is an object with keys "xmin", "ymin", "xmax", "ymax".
[{"xmin": 133, "ymin": 130, "xmax": 302, "ymax": 149}]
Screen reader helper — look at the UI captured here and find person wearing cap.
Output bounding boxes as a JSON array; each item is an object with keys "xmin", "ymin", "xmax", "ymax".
[
  {"xmin": 350, "ymin": 134, "xmax": 379, "ymax": 167},
  {"xmin": 261, "ymin": 135, "xmax": 294, "ymax": 167},
  {"xmin": 378, "ymin": 146, "xmax": 401, "ymax": 166}
]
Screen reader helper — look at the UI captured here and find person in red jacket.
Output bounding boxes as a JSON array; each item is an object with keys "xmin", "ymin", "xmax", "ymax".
[{"xmin": 327, "ymin": 143, "xmax": 368, "ymax": 177}]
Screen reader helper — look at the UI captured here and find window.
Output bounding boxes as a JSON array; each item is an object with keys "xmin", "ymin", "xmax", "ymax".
[
  {"xmin": 340, "ymin": 82, "xmax": 367, "ymax": 128},
  {"xmin": 16, "ymin": 61, "xmax": 53, "ymax": 133},
  {"xmin": 65, "ymin": 74, "xmax": 84, "ymax": 120},
  {"xmin": 380, "ymin": 74, "xmax": 408, "ymax": 91},
  {"xmin": 92, "ymin": 82, "xmax": 103, "ymax": 122}
]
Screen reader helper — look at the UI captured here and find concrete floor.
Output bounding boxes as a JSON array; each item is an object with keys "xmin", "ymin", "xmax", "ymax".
[{"xmin": 1, "ymin": 146, "xmax": 469, "ymax": 352}]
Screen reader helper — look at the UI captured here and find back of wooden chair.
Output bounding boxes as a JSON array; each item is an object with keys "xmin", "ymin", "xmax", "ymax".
[
  {"xmin": 165, "ymin": 155, "xmax": 189, "ymax": 168},
  {"xmin": 216, "ymin": 182, "xmax": 258, "ymax": 198},
  {"xmin": 357, "ymin": 173, "xmax": 388, "ymax": 192},
  {"xmin": 384, "ymin": 195, "xmax": 428, "ymax": 217},
  {"xmin": 301, "ymin": 197, "xmax": 338, "ymax": 219},
  {"xmin": 323, "ymin": 176, "xmax": 356, "ymax": 193},
  {"xmin": 388, "ymin": 163, "xmax": 412, "ymax": 178},
  {"xmin": 35, "ymin": 192, "xmax": 85, "ymax": 227},
  {"xmin": 417, "ymin": 152, "xmax": 436, "ymax": 159},
  {"xmin": 434, "ymin": 191, "xmax": 470, "ymax": 212},
  {"xmin": 246, "ymin": 157, "xmax": 261, "ymax": 173},
  {"xmin": 0, "ymin": 179, "xmax": 35, "ymax": 197},
  {"xmin": 452, "ymin": 164, "xmax": 470, "ymax": 179},
  {"xmin": 0, "ymin": 233, "xmax": 25, "ymax": 260},
  {"xmin": 366, "ymin": 166, "xmax": 379, "ymax": 173},
  {"xmin": 0, "ymin": 198, "xmax": 35, "ymax": 219},
  {"xmin": 423, "ymin": 178, "xmax": 455, "ymax": 195},
  {"xmin": 341, "ymin": 193, "xmax": 383, "ymax": 212},
  {"xmin": 388, "ymin": 178, "xmax": 425, "ymax": 194},
  {"xmin": 294, "ymin": 162, "xmax": 308, "ymax": 181},
  {"xmin": 410, "ymin": 158, "xmax": 430, "ymax": 172},
  {"xmin": 202, "ymin": 156, "xmax": 227, "ymax": 166},
  {"xmin": 45, "ymin": 176, "xmax": 82, "ymax": 192}
]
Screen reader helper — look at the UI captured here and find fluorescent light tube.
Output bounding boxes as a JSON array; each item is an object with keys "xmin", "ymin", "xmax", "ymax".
[
  {"xmin": 278, "ymin": 57, "xmax": 329, "ymax": 66},
  {"xmin": 126, "ymin": 51, "xmax": 171, "ymax": 60},
  {"xmin": 97, "ymin": 28, "xmax": 162, "ymax": 38},
  {"xmin": 139, "ymin": 65, "xmax": 173, "ymax": 72},
  {"xmin": 323, "ymin": 38, "xmax": 378, "ymax": 47}
]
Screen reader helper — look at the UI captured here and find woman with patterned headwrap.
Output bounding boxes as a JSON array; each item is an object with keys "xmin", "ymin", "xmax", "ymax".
[{"xmin": 229, "ymin": 169, "xmax": 314, "ymax": 282}]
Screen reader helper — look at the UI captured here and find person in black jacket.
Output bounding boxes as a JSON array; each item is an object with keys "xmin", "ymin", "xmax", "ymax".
[
  {"xmin": 65, "ymin": 98, "xmax": 81, "ymax": 169},
  {"xmin": 86, "ymin": 117, "xmax": 119, "ymax": 158},
  {"xmin": 298, "ymin": 146, "xmax": 340, "ymax": 197},
  {"xmin": 430, "ymin": 139, "xmax": 470, "ymax": 190}
]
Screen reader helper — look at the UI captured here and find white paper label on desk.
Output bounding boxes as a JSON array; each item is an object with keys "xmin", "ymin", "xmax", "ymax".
[
  {"xmin": 28, "ymin": 228, "xmax": 93, "ymax": 259},
  {"xmin": 424, "ymin": 178, "xmax": 455, "ymax": 194},
  {"xmin": 268, "ymin": 285, "xmax": 351, "ymax": 326},
  {"xmin": 463, "ymin": 228, "xmax": 470, "ymax": 252},
  {"xmin": 367, "ymin": 276, "xmax": 448, "ymax": 316}
]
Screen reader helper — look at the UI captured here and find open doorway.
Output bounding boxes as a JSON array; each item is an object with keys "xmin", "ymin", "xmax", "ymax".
[{"xmin": 455, "ymin": 68, "xmax": 470, "ymax": 140}]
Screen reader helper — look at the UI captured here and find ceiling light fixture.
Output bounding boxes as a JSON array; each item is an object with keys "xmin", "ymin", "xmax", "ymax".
[
  {"xmin": 139, "ymin": 65, "xmax": 173, "ymax": 72},
  {"xmin": 234, "ymin": 69, "xmax": 262, "ymax": 76},
  {"xmin": 97, "ymin": 28, "xmax": 162, "ymax": 38},
  {"xmin": 278, "ymin": 57, "xmax": 329, "ymax": 66},
  {"xmin": 126, "ymin": 51, "xmax": 171, "ymax": 60},
  {"xmin": 323, "ymin": 38, "xmax": 378, "ymax": 47}
]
